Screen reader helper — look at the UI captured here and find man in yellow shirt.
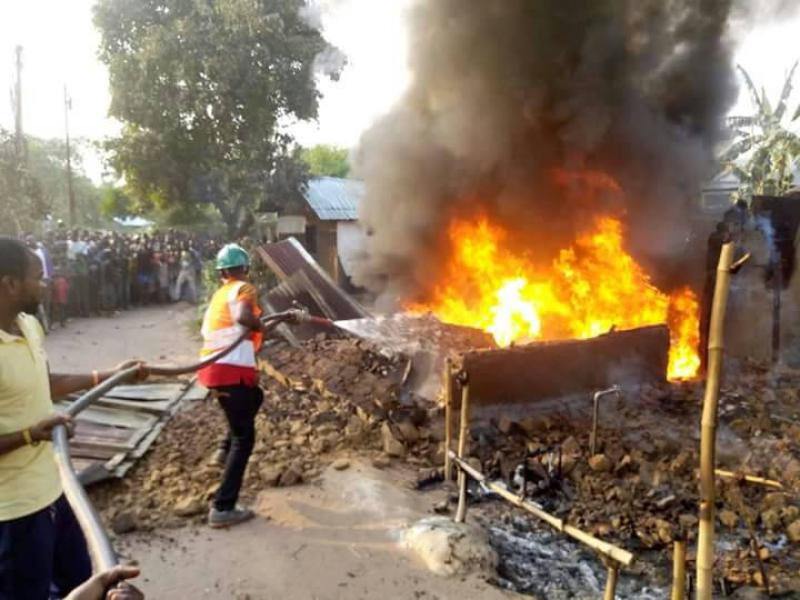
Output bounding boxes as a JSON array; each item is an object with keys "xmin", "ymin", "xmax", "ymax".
[{"xmin": 0, "ymin": 237, "xmax": 145, "ymax": 600}]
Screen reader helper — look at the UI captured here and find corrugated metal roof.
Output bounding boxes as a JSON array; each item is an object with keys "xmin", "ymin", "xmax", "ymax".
[
  {"xmin": 303, "ymin": 177, "xmax": 363, "ymax": 221},
  {"xmin": 255, "ymin": 237, "xmax": 369, "ymax": 321}
]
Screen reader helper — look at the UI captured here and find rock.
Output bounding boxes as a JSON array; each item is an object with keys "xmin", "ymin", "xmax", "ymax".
[
  {"xmin": 653, "ymin": 518, "xmax": 675, "ymax": 544},
  {"xmin": 519, "ymin": 416, "xmax": 550, "ymax": 434},
  {"xmin": 260, "ymin": 465, "xmax": 283, "ymax": 487},
  {"xmin": 310, "ymin": 437, "xmax": 329, "ymax": 455},
  {"xmin": 332, "ymin": 458, "xmax": 350, "ymax": 471},
  {"xmin": 372, "ymin": 455, "xmax": 392, "ymax": 469},
  {"xmin": 679, "ymin": 513, "xmax": 698, "ymax": 531},
  {"xmin": 382, "ymin": 423, "xmax": 406, "ymax": 458},
  {"xmin": 761, "ymin": 509, "xmax": 782, "ymax": 531},
  {"xmin": 174, "ymin": 496, "xmax": 205, "ymax": 518},
  {"xmin": 396, "ymin": 420, "xmax": 420, "ymax": 444},
  {"xmin": 762, "ymin": 492, "xmax": 786, "ymax": 511},
  {"xmin": 433, "ymin": 500, "xmax": 450, "ymax": 514},
  {"xmin": 404, "ymin": 516, "xmax": 498, "ymax": 577},
  {"xmin": 782, "ymin": 505, "xmax": 800, "ymax": 525},
  {"xmin": 279, "ymin": 464, "xmax": 304, "ymax": 487},
  {"xmin": 787, "ymin": 520, "xmax": 800, "ymax": 543},
  {"xmin": 111, "ymin": 511, "xmax": 137, "ymax": 535},
  {"xmin": 719, "ymin": 509, "xmax": 739, "ymax": 529},
  {"xmin": 561, "ymin": 436, "xmax": 581, "ymax": 456},
  {"xmin": 497, "ymin": 416, "xmax": 517, "ymax": 435},
  {"xmin": 588, "ymin": 454, "xmax": 611, "ymax": 473}
]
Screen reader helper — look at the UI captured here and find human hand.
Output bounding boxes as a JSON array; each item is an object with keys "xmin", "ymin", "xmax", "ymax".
[
  {"xmin": 65, "ymin": 565, "xmax": 144, "ymax": 600},
  {"xmin": 30, "ymin": 414, "xmax": 73, "ymax": 443},
  {"xmin": 114, "ymin": 360, "xmax": 149, "ymax": 383}
]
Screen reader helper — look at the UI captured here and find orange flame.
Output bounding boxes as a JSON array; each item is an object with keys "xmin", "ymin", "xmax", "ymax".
[{"xmin": 409, "ymin": 215, "xmax": 700, "ymax": 380}]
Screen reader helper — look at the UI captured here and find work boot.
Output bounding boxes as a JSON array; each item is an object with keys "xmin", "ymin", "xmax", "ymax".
[
  {"xmin": 208, "ymin": 506, "xmax": 255, "ymax": 529},
  {"xmin": 209, "ymin": 448, "xmax": 227, "ymax": 467}
]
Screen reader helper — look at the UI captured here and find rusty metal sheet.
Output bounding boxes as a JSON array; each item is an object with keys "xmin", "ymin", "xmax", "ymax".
[
  {"xmin": 255, "ymin": 237, "xmax": 369, "ymax": 321},
  {"xmin": 454, "ymin": 325, "xmax": 670, "ymax": 406},
  {"xmin": 103, "ymin": 383, "xmax": 186, "ymax": 401}
]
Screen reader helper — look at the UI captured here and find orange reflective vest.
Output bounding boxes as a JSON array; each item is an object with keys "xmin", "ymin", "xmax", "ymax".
[{"xmin": 200, "ymin": 280, "xmax": 263, "ymax": 369}]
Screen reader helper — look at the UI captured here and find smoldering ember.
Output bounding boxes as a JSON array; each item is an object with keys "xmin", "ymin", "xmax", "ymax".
[{"xmin": 5, "ymin": 0, "xmax": 800, "ymax": 599}]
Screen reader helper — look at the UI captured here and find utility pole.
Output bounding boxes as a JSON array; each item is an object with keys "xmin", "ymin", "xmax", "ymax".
[
  {"xmin": 64, "ymin": 85, "xmax": 76, "ymax": 226},
  {"xmin": 11, "ymin": 45, "xmax": 25, "ymax": 160}
]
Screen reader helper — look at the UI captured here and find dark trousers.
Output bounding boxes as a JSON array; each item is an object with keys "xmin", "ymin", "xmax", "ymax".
[
  {"xmin": 213, "ymin": 385, "xmax": 264, "ymax": 511},
  {"xmin": 0, "ymin": 495, "xmax": 91, "ymax": 600}
]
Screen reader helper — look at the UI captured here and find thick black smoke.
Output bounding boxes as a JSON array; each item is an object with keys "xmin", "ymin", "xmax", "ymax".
[{"xmin": 352, "ymin": 0, "xmax": 746, "ymax": 302}]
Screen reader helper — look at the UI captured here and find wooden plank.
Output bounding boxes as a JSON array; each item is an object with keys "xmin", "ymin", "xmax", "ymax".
[{"xmin": 455, "ymin": 325, "xmax": 669, "ymax": 406}]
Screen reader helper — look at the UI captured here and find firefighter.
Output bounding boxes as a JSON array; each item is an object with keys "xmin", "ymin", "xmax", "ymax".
[{"xmin": 197, "ymin": 243, "xmax": 270, "ymax": 528}]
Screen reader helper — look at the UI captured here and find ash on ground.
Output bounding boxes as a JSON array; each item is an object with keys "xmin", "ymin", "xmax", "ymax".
[{"xmin": 480, "ymin": 512, "xmax": 666, "ymax": 599}]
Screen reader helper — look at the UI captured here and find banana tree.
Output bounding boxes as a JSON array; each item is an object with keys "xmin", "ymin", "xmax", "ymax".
[{"xmin": 722, "ymin": 62, "xmax": 800, "ymax": 201}]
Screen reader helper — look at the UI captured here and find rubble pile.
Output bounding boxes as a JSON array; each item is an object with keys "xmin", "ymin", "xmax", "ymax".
[
  {"xmin": 90, "ymin": 372, "xmax": 441, "ymax": 532},
  {"xmin": 457, "ymin": 368, "xmax": 800, "ymax": 595},
  {"xmin": 90, "ymin": 318, "xmax": 800, "ymax": 596},
  {"xmin": 264, "ymin": 334, "xmax": 409, "ymax": 418}
]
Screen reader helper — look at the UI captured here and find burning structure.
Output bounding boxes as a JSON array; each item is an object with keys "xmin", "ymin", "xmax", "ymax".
[{"xmin": 352, "ymin": 1, "xmax": 744, "ymax": 379}]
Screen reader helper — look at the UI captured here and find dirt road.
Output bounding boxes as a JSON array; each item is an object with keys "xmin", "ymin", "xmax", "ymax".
[
  {"xmin": 46, "ymin": 304, "xmax": 199, "ymax": 372},
  {"xmin": 45, "ymin": 306, "xmax": 518, "ymax": 600}
]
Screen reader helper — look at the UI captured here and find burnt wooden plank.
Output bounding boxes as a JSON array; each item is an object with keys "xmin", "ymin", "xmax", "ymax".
[{"xmin": 455, "ymin": 325, "xmax": 670, "ymax": 406}]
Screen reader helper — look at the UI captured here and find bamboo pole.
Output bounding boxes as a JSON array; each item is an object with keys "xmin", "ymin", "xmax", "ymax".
[
  {"xmin": 672, "ymin": 540, "xmax": 687, "ymax": 600},
  {"xmin": 448, "ymin": 451, "xmax": 634, "ymax": 566},
  {"xmin": 444, "ymin": 358, "xmax": 454, "ymax": 481},
  {"xmin": 455, "ymin": 377, "xmax": 471, "ymax": 523},
  {"xmin": 603, "ymin": 561, "xmax": 620, "ymax": 600},
  {"xmin": 696, "ymin": 242, "xmax": 736, "ymax": 600},
  {"xmin": 714, "ymin": 469, "xmax": 783, "ymax": 490}
]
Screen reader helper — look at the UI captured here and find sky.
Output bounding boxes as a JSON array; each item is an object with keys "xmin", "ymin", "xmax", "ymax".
[{"xmin": 0, "ymin": 0, "xmax": 797, "ymax": 181}]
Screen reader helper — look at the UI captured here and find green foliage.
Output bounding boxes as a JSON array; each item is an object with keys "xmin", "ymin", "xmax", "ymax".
[
  {"xmin": 26, "ymin": 137, "xmax": 103, "ymax": 227},
  {"xmin": 94, "ymin": 0, "xmax": 334, "ymax": 235},
  {"xmin": 99, "ymin": 185, "xmax": 135, "ymax": 219},
  {"xmin": 301, "ymin": 144, "xmax": 350, "ymax": 178},
  {"xmin": 0, "ymin": 129, "xmax": 45, "ymax": 235},
  {"xmin": 723, "ymin": 62, "xmax": 800, "ymax": 201}
]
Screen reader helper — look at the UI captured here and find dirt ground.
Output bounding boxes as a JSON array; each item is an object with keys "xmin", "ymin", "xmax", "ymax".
[
  {"xmin": 45, "ymin": 304, "xmax": 200, "ymax": 373},
  {"xmin": 45, "ymin": 306, "xmax": 519, "ymax": 600}
]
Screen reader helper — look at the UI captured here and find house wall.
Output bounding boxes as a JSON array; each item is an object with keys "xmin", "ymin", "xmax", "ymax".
[{"xmin": 306, "ymin": 215, "xmax": 339, "ymax": 280}]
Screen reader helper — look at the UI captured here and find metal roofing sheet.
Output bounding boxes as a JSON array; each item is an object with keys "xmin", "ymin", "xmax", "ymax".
[
  {"xmin": 255, "ymin": 237, "xmax": 369, "ymax": 321},
  {"xmin": 303, "ymin": 177, "xmax": 363, "ymax": 221}
]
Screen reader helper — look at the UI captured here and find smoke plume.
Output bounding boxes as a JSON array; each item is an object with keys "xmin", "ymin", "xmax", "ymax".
[{"xmin": 352, "ymin": 0, "xmax": 745, "ymax": 303}]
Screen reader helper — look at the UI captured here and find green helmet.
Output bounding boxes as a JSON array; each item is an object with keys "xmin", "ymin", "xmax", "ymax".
[{"xmin": 215, "ymin": 243, "xmax": 250, "ymax": 271}]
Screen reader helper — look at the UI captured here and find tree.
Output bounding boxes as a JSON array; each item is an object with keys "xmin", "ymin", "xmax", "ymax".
[
  {"xmin": 26, "ymin": 138, "xmax": 103, "ymax": 227},
  {"xmin": 94, "ymin": 0, "xmax": 334, "ymax": 236},
  {"xmin": 0, "ymin": 128, "xmax": 45, "ymax": 235},
  {"xmin": 723, "ymin": 62, "xmax": 800, "ymax": 201},
  {"xmin": 301, "ymin": 144, "xmax": 350, "ymax": 178}
]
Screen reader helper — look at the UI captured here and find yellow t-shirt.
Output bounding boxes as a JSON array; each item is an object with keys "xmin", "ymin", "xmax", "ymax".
[{"xmin": 0, "ymin": 313, "xmax": 61, "ymax": 520}]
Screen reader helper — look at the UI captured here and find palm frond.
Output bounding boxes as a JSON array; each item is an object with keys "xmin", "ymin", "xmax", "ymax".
[
  {"xmin": 737, "ymin": 64, "xmax": 764, "ymax": 115},
  {"xmin": 719, "ymin": 137, "xmax": 756, "ymax": 162},
  {"xmin": 775, "ymin": 60, "xmax": 799, "ymax": 121},
  {"xmin": 726, "ymin": 115, "xmax": 758, "ymax": 129},
  {"xmin": 761, "ymin": 86, "xmax": 774, "ymax": 118}
]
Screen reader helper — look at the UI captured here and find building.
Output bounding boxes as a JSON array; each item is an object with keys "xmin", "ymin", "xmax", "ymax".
[{"xmin": 301, "ymin": 176, "xmax": 367, "ymax": 285}]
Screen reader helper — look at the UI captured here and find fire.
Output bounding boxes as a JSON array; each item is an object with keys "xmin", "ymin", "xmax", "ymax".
[{"xmin": 409, "ymin": 215, "xmax": 700, "ymax": 380}]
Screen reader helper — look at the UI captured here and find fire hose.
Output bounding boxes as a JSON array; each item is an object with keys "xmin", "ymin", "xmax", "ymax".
[{"xmin": 50, "ymin": 308, "xmax": 332, "ymax": 572}]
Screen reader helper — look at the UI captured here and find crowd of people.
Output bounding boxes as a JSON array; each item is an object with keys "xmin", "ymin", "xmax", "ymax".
[{"xmin": 21, "ymin": 227, "xmax": 222, "ymax": 331}]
